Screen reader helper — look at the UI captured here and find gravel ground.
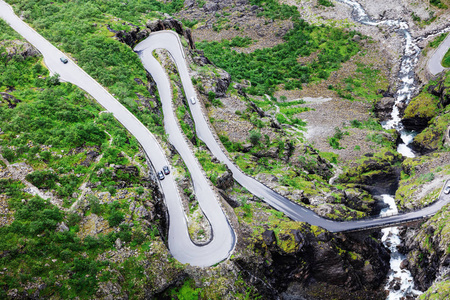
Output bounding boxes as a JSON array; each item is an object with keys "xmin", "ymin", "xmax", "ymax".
[{"xmin": 298, "ymin": 97, "xmax": 385, "ymax": 163}]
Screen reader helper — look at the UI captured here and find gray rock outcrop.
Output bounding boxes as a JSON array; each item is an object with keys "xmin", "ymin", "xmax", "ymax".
[
  {"xmin": 373, "ymin": 97, "xmax": 395, "ymax": 122},
  {"xmin": 114, "ymin": 18, "xmax": 195, "ymax": 49}
]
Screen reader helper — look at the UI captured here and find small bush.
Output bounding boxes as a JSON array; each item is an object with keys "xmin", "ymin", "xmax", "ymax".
[
  {"xmin": 318, "ymin": 0, "xmax": 334, "ymax": 7},
  {"xmin": 108, "ymin": 210, "xmax": 124, "ymax": 227},
  {"xmin": 249, "ymin": 130, "xmax": 262, "ymax": 145}
]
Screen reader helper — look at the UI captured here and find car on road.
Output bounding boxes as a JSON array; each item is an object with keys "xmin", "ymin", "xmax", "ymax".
[
  {"xmin": 60, "ymin": 57, "xmax": 68, "ymax": 64},
  {"xmin": 190, "ymin": 96, "xmax": 196, "ymax": 104},
  {"xmin": 444, "ymin": 185, "xmax": 450, "ymax": 194},
  {"xmin": 157, "ymin": 171, "xmax": 165, "ymax": 180},
  {"xmin": 163, "ymin": 165, "xmax": 170, "ymax": 175}
]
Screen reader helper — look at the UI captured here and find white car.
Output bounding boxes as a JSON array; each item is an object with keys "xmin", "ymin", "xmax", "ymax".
[
  {"xmin": 444, "ymin": 185, "xmax": 450, "ymax": 195},
  {"xmin": 190, "ymin": 96, "xmax": 197, "ymax": 105}
]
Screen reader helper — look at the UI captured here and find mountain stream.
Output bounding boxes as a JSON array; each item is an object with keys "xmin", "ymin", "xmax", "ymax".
[{"xmin": 336, "ymin": 0, "xmax": 428, "ymax": 298}]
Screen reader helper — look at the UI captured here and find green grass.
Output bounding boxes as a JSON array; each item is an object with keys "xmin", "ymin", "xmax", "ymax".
[
  {"xmin": 349, "ymin": 118, "xmax": 383, "ymax": 131},
  {"xmin": 6, "ymin": 0, "xmax": 179, "ymax": 137},
  {"xmin": 249, "ymin": 0, "xmax": 299, "ymax": 20},
  {"xmin": 443, "ymin": 48, "xmax": 450, "ymax": 68},
  {"xmin": 327, "ymin": 127, "xmax": 349, "ymax": 149},
  {"xmin": 0, "ymin": 194, "xmax": 109, "ymax": 298},
  {"xmin": 197, "ymin": 18, "xmax": 361, "ymax": 96},
  {"xmin": 430, "ymin": 0, "xmax": 448, "ymax": 9},
  {"xmin": 318, "ymin": 0, "xmax": 334, "ymax": 7},
  {"xmin": 333, "ymin": 63, "xmax": 388, "ymax": 102},
  {"xmin": 429, "ymin": 33, "xmax": 448, "ymax": 49}
]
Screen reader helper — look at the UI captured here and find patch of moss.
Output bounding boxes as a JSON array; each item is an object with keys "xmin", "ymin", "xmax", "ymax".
[
  {"xmin": 419, "ymin": 279, "xmax": 450, "ymax": 299},
  {"xmin": 404, "ymin": 92, "xmax": 440, "ymax": 120},
  {"xmin": 414, "ymin": 113, "xmax": 450, "ymax": 151},
  {"xmin": 338, "ymin": 148, "xmax": 402, "ymax": 184}
]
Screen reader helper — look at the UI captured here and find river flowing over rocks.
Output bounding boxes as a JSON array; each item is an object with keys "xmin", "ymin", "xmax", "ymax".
[{"xmin": 337, "ymin": 0, "xmax": 428, "ymax": 298}]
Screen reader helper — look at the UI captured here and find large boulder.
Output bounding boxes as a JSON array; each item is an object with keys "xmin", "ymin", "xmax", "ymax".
[
  {"xmin": 115, "ymin": 26, "xmax": 151, "ymax": 48},
  {"xmin": 197, "ymin": 68, "xmax": 231, "ymax": 98},
  {"xmin": 402, "ymin": 90, "xmax": 440, "ymax": 131},
  {"xmin": 215, "ymin": 169, "xmax": 234, "ymax": 190},
  {"xmin": 1, "ymin": 40, "xmax": 39, "ymax": 59},
  {"xmin": 203, "ymin": 2, "xmax": 220, "ymax": 12},
  {"xmin": 373, "ymin": 97, "xmax": 395, "ymax": 122},
  {"xmin": 215, "ymin": 69, "xmax": 231, "ymax": 97},
  {"xmin": 427, "ymin": 75, "xmax": 450, "ymax": 108}
]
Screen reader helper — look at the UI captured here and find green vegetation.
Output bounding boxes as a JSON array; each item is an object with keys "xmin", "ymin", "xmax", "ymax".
[
  {"xmin": 249, "ymin": 130, "xmax": 262, "ymax": 145},
  {"xmin": 349, "ymin": 118, "xmax": 383, "ymax": 131},
  {"xmin": 197, "ymin": 18, "xmax": 361, "ymax": 95},
  {"xmin": 327, "ymin": 127, "xmax": 349, "ymax": 149},
  {"xmin": 10, "ymin": 0, "xmax": 184, "ymax": 24},
  {"xmin": 429, "ymin": 33, "xmax": 448, "ymax": 49},
  {"xmin": 338, "ymin": 148, "xmax": 402, "ymax": 186},
  {"xmin": 430, "ymin": 0, "xmax": 448, "ymax": 9},
  {"xmin": 443, "ymin": 48, "xmax": 450, "ymax": 68},
  {"xmin": 0, "ymin": 24, "xmax": 190, "ymax": 297},
  {"xmin": 7, "ymin": 0, "xmax": 173, "ymax": 137},
  {"xmin": 406, "ymin": 73, "xmax": 450, "ymax": 153},
  {"xmin": 0, "ymin": 51, "xmax": 151, "ymax": 202},
  {"xmin": 249, "ymin": 0, "xmax": 299, "ymax": 20},
  {"xmin": 247, "ymin": 97, "xmax": 308, "ymax": 128},
  {"xmin": 396, "ymin": 153, "xmax": 450, "ymax": 208},
  {"xmin": 195, "ymin": 150, "xmax": 228, "ymax": 185},
  {"xmin": 181, "ymin": 18, "xmax": 199, "ymax": 28},
  {"xmin": 333, "ymin": 63, "xmax": 387, "ymax": 102},
  {"xmin": 166, "ymin": 278, "xmax": 204, "ymax": 299},
  {"xmin": 419, "ymin": 280, "xmax": 450, "ymax": 299},
  {"xmin": 318, "ymin": 0, "xmax": 335, "ymax": 7},
  {"xmin": 404, "ymin": 92, "xmax": 440, "ymax": 120},
  {"xmin": 0, "ymin": 191, "xmax": 156, "ymax": 299}
]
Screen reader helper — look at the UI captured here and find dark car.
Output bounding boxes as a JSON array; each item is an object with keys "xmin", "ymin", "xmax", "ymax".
[
  {"xmin": 444, "ymin": 185, "xmax": 450, "ymax": 195},
  {"xmin": 60, "ymin": 57, "xmax": 68, "ymax": 64},
  {"xmin": 157, "ymin": 171, "xmax": 165, "ymax": 180},
  {"xmin": 163, "ymin": 165, "xmax": 170, "ymax": 175}
]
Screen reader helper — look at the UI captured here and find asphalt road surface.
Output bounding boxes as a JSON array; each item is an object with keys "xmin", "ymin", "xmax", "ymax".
[
  {"xmin": 1, "ymin": 1, "xmax": 449, "ymax": 266},
  {"xmin": 0, "ymin": 1, "xmax": 235, "ymax": 267},
  {"xmin": 428, "ymin": 33, "xmax": 450, "ymax": 75},
  {"xmin": 136, "ymin": 31, "xmax": 450, "ymax": 233}
]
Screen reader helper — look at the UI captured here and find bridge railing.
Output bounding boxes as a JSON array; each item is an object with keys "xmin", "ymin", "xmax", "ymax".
[
  {"xmin": 340, "ymin": 215, "xmax": 434, "ymax": 233},
  {"xmin": 320, "ymin": 179, "xmax": 450, "ymax": 224}
]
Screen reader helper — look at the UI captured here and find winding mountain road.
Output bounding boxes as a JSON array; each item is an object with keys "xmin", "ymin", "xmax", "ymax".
[
  {"xmin": 428, "ymin": 33, "xmax": 450, "ymax": 75},
  {"xmin": 0, "ymin": 1, "xmax": 235, "ymax": 267},
  {"xmin": 136, "ymin": 31, "xmax": 450, "ymax": 233},
  {"xmin": 1, "ymin": 0, "xmax": 449, "ymax": 267}
]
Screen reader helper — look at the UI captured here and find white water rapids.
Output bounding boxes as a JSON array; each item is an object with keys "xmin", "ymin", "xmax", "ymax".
[
  {"xmin": 380, "ymin": 195, "xmax": 422, "ymax": 299},
  {"xmin": 337, "ymin": 0, "xmax": 424, "ymax": 298}
]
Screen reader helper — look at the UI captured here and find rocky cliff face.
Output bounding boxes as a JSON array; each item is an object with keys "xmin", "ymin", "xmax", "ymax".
[
  {"xmin": 399, "ymin": 206, "xmax": 450, "ymax": 292},
  {"xmin": 113, "ymin": 18, "xmax": 195, "ymax": 49},
  {"xmin": 337, "ymin": 150, "xmax": 403, "ymax": 195},
  {"xmin": 402, "ymin": 73, "xmax": 450, "ymax": 154},
  {"xmin": 235, "ymin": 222, "xmax": 390, "ymax": 299}
]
